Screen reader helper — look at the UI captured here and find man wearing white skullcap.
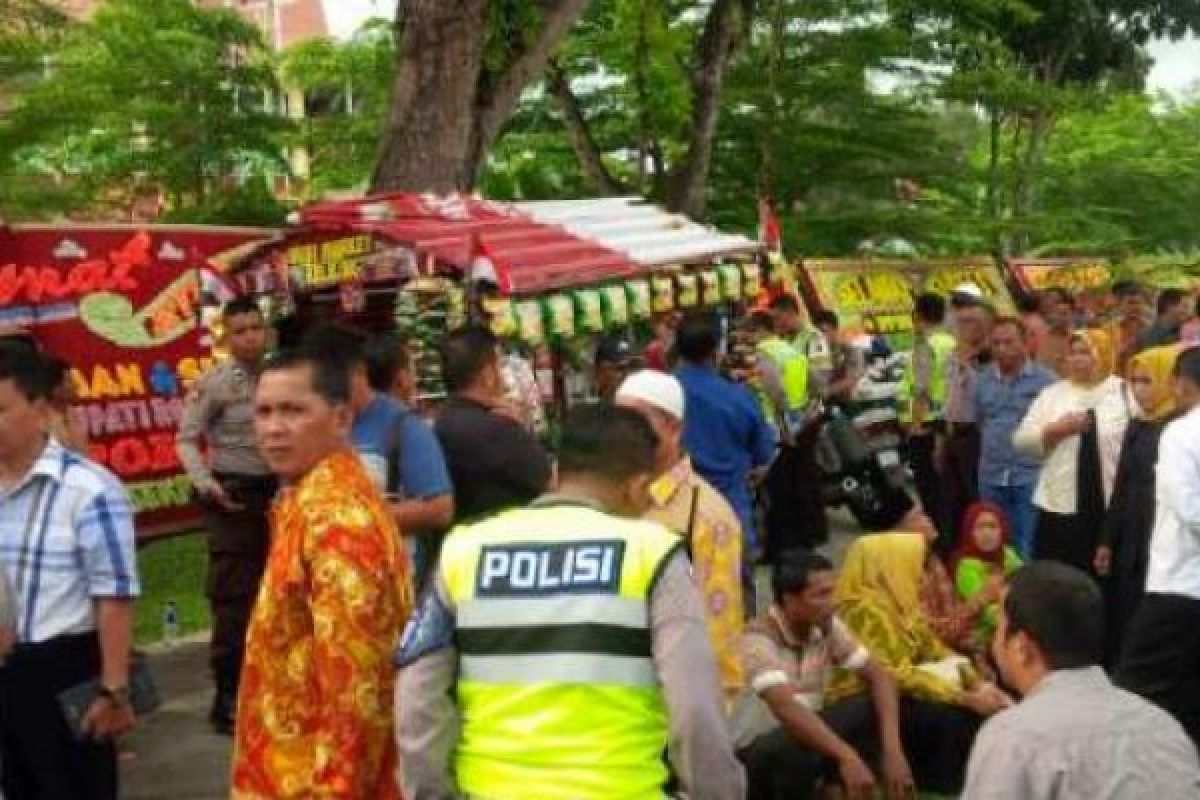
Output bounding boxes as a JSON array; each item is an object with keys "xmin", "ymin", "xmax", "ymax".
[{"xmin": 617, "ymin": 371, "xmax": 746, "ymax": 701}]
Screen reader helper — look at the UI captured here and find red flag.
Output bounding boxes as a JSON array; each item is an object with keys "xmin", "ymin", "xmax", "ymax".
[{"xmin": 758, "ymin": 196, "xmax": 782, "ymax": 256}]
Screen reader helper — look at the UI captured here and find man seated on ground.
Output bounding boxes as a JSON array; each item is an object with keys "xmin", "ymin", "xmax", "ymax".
[
  {"xmin": 963, "ymin": 562, "xmax": 1200, "ymax": 799},
  {"xmin": 734, "ymin": 550, "xmax": 914, "ymax": 800}
]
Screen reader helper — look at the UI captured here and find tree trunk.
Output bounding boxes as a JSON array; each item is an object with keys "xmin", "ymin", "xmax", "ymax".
[
  {"xmin": 464, "ymin": 0, "xmax": 593, "ymax": 184},
  {"xmin": 667, "ymin": 0, "xmax": 748, "ymax": 218},
  {"xmin": 371, "ymin": 0, "xmax": 489, "ymax": 192},
  {"xmin": 371, "ymin": 0, "xmax": 592, "ymax": 193},
  {"xmin": 546, "ymin": 61, "xmax": 624, "ymax": 195},
  {"xmin": 986, "ymin": 104, "xmax": 1003, "ymax": 258}
]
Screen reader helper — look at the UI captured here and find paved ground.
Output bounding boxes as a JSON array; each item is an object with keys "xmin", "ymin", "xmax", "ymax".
[{"xmin": 122, "ymin": 511, "xmax": 861, "ymax": 799}]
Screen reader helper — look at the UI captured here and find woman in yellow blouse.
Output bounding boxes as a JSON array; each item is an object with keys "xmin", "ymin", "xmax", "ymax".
[{"xmin": 831, "ymin": 533, "xmax": 1014, "ymax": 794}]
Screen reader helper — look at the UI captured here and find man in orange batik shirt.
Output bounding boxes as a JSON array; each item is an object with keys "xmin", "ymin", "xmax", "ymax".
[{"xmin": 232, "ymin": 346, "xmax": 413, "ymax": 799}]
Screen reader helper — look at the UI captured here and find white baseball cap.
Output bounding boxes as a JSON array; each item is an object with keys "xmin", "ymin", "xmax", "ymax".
[
  {"xmin": 615, "ymin": 369, "xmax": 686, "ymax": 421},
  {"xmin": 953, "ymin": 282, "xmax": 984, "ymax": 299}
]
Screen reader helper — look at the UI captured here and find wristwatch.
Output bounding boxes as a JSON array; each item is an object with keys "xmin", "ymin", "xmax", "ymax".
[{"xmin": 97, "ymin": 685, "xmax": 131, "ymax": 707}]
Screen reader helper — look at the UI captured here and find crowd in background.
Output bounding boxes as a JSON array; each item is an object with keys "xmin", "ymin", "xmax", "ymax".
[{"xmin": 1, "ymin": 278, "xmax": 1200, "ymax": 799}]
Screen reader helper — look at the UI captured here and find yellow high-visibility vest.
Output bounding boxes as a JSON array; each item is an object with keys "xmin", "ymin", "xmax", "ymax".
[{"xmin": 440, "ymin": 502, "xmax": 683, "ymax": 800}]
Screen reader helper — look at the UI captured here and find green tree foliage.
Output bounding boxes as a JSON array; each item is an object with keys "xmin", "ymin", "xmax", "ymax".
[
  {"xmin": 279, "ymin": 19, "xmax": 394, "ymax": 197},
  {"xmin": 0, "ymin": 0, "xmax": 290, "ymax": 221}
]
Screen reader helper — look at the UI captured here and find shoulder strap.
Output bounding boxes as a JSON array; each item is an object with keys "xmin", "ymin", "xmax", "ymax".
[
  {"xmin": 385, "ymin": 409, "xmax": 407, "ymax": 496},
  {"xmin": 683, "ymin": 485, "xmax": 701, "ymax": 558}
]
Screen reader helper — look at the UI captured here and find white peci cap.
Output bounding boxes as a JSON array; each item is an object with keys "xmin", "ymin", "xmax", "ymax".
[{"xmin": 615, "ymin": 369, "xmax": 686, "ymax": 421}]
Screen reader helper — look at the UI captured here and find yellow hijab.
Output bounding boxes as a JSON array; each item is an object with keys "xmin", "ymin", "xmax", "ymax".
[
  {"xmin": 1070, "ymin": 328, "xmax": 1116, "ymax": 386},
  {"xmin": 834, "ymin": 533, "xmax": 927, "ymax": 628},
  {"xmin": 1129, "ymin": 344, "xmax": 1183, "ymax": 420}
]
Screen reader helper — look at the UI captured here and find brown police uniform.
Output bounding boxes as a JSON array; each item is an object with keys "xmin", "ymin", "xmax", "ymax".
[{"xmin": 176, "ymin": 358, "xmax": 276, "ymax": 727}]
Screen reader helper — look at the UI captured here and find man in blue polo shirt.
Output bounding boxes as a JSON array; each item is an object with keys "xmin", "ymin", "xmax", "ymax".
[
  {"xmin": 675, "ymin": 312, "xmax": 776, "ymax": 558},
  {"xmin": 305, "ymin": 327, "xmax": 454, "ymax": 543},
  {"xmin": 972, "ymin": 317, "xmax": 1055, "ymax": 558}
]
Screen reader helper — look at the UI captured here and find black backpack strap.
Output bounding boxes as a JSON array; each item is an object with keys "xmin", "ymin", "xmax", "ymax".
[{"xmin": 385, "ymin": 410, "xmax": 407, "ymax": 496}]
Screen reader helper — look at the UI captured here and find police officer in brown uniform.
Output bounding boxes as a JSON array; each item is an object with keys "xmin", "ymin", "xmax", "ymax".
[{"xmin": 176, "ymin": 297, "xmax": 276, "ymax": 734}]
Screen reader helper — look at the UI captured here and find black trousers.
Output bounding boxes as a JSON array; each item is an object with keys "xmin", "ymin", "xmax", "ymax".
[
  {"xmin": 199, "ymin": 473, "xmax": 275, "ymax": 684},
  {"xmin": 942, "ymin": 426, "xmax": 980, "ymax": 552},
  {"xmin": 1117, "ymin": 592, "xmax": 1200, "ymax": 750},
  {"xmin": 738, "ymin": 696, "xmax": 980, "ymax": 800},
  {"xmin": 764, "ymin": 425, "xmax": 828, "ymax": 560},
  {"xmin": 0, "ymin": 632, "xmax": 116, "ymax": 800},
  {"xmin": 907, "ymin": 431, "xmax": 949, "ymax": 543}
]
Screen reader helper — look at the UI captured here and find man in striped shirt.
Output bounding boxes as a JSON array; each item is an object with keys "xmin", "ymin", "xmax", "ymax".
[{"xmin": 0, "ymin": 342, "xmax": 140, "ymax": 800}]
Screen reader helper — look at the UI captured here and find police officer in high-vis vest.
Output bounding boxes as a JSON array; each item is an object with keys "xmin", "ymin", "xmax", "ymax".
[
  {"xmin": 897, "ymin": 292, "xmax": 957, "ymax": 541},
  {"xmin": 756, "ymin": 295, "xmax": 828, "ymax": 557},
  {"xmin": 395, "ymin": 404, "xmax": 745, "ymax": 800}
]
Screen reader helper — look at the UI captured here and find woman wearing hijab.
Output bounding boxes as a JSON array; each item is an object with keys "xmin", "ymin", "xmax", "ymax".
[
  {"xmin": 951, "ymin": 501, "xmax": 1022, "ymax": 642},
  {"xmin": 831, "ymin": 533, "xmax": 1011, "ymax": 795},
  {"xmin": 1095, "ymin": 344, "xmax": 1184, "ymax": 666},
  {"xmin": 1013, "ymin": 329, "xmax": 1131, "ymax": 573}
]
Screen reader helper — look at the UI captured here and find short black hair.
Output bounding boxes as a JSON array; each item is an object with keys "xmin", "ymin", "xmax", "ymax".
[
  {"xmin": 768, "ymin": 294, "xmax": 801, "ymax": 314},
  {"xmin": 364, "ymin": 332, "xmax": 410, "ymax": 393},
  {"xmin": 222, "ymin": 296, "xmax": 262, "ymax": 319},
  {"xmin": 0, "ymin": 342, "xmax": 57, "ymax": 402},
  {"xmin": 772, "ymin": 549, "xmax": 834, "ymax": 604},
  {"xmin": 301, "ymin": 323, "xmax": 368, "ymax": 369},
  {"xmin": 1003, "ymin": 562, "xmax": 1103, "ymax": 670},
  {"xmin": 747, "ymin": 310, "xmax": 774, "ymax": 333},
  {"xmin": 990, "ymin": 315, "xmax": 1027, "ymax": 339},
  {"xmin": 813, "ymin": 310, "xmax": 839, "ymax": 329},
  {"xmin": 261, "ymin": 346, "xmax": 352, "ymax": 406},
  {"xmin": 1014, "ymin": 292, "xmax": 1040, "ymax": 315},
  {"xmin": 674, "ymin": 312, "xmax": 722, "ymax": 364},
  {"xmin": 913, "ymin": 292, "xmax": 946, "ymax": 325},
  {"xmin": 1157, "ymin": 288, "xmax": 1186, "ymax": 316},
  {"xmin": 1112, "ymin": 280, "xmax": 1143, "ymax": 299},
  {"xmin": 1044, "ymin": 287, "xmax": 1075, "ymax": 308},
  {"xmin": 1174, "ymin": 347, "xmax": 1200, "ymax": 388},
  {"xmin": 440, "ymin": 325, "xmax": 499, "ymax": 393},
  {"xmin": 557, "ymin": 403, "xmax": 659, "ymax": 482}
]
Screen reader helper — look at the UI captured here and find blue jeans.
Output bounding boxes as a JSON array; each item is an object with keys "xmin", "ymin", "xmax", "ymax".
[{"xmin": 979, "ymin": 482, "xmax": 1038, "ymax": 559}]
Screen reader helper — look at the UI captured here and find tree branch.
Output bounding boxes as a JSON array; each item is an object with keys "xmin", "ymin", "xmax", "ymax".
[
  {"xmin": 666, "ymin": 0, "xmax": 754, "ymax": 217},
  {"xmin": 546, "ymin": 60, "xmax": 625, "ymax": 195},
  {"xmin": 464, "ymin": 0, "xmax": 593, "ymax": 180}
]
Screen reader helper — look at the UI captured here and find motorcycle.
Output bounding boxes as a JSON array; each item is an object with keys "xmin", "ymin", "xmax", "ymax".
[{"xmin": 815, "ymin": 350, "xmax": 912, "ymax": 529}]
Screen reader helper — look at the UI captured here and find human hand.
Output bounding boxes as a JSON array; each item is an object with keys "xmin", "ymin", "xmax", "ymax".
[
  {"xmin": 980, "ymin": 573, "xmax": 1005, "ymax": 605},
  {"xmin": 881, "ymin": 743, "xmax": 915, "ymax": 799},
  {"xmin": 1094, "ymin": 546, "xmax": 1112, "ymax": 576},
  {"xmin": 962, "ymin": 683, "xmax": 1013, "ymax": 717},
  {"xmin": 0, "ymin": 625, "xmax": 13, "ymax": 660},
  {"xmin": 837, "ymin": 751, "xmax": 878, "ymax": 800},
  {"xmin": 1050, "ymin": 411, "xmax": 1090, "ymax": 439},
  {"xmin": 202, "ymin": 483, "xmax": 244, "ymax": 512},
  {"xmin": 81, "ymin": 695, "xmax": 135, "ymax": 740}
]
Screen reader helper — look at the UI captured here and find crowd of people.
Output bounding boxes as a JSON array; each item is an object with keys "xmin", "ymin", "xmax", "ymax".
[{"xmin": 0, "ymin": 278, "xmax": 1199, "ymax": 799}]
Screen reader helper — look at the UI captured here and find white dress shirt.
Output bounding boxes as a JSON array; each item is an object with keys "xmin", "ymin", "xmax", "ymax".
[
  {"xmin": 1146, "ymin": 406, "xmax": 1200, "ymax": 598},
  {"xmin": 1012, "ymin": 376, "xmax": 1130, "ymax": 515}
]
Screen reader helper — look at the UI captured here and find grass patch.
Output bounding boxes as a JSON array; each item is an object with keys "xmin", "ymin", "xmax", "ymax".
[{"xmin": 134, "ymin": 532, "xmax": 211, "ymax": 645}]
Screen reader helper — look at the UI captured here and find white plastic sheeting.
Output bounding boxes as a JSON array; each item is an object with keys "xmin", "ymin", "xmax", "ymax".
[{"xmin": 515, "ymin": 197, "xmax": 760, "ymax": 268}]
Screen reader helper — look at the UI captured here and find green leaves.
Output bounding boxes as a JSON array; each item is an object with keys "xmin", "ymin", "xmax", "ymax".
[{"xmin": 0, "ymin": 0, "xmax": 289, "ymax": 220}]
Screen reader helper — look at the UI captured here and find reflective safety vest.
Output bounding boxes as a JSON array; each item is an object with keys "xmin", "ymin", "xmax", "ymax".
[
  {"xmin": 897, "ymin": 330, "xmax": 956, "ymax": 423},
  {"xmin": 440, "ymin": 503, "xmax": 684, "ymax": 800},
  {"xmin": 756, "ymin": 337, "xmax": 810, "ymax": 423}
]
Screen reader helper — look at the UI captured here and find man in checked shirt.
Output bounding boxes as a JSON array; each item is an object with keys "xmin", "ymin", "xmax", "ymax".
[
  {"xmin": 177, "ymin": 296, "xmax": 277, "ymax": 735},
  {"xmin": 0, "ymin": 342, "xmax": 139, "ymax": 799}
]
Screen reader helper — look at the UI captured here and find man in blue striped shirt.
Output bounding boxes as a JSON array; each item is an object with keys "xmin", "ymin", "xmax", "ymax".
[{"xmin": 0, "ymin": 342, "xmax": 140, "ymax": 800}]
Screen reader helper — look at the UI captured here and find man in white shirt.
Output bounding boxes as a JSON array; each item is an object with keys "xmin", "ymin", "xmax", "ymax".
[{"xmin": 1117, "ymin": 346, "xmax": 1200, "ymax": 749}]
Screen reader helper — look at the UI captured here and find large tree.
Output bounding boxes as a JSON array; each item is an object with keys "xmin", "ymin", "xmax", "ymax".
[{"xmin": 371, "ymin": 0, "xmax": 593, "ymax": 193}]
